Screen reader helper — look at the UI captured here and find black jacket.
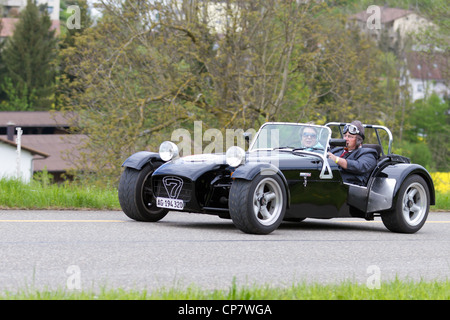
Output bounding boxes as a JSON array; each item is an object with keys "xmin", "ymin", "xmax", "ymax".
[{"xmin": 331, "ymin": 147, "xmax": 378, "ymax": 186}]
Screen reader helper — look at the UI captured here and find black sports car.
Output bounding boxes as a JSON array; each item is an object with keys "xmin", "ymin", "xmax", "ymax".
[{"xmin": 118, "ymin": 122, "xmax": 435, "ymax": 234}]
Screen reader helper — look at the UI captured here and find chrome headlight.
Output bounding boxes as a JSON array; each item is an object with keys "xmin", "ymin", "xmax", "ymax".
[
  {"xmin": 159, "ymin": 141, "xmax": 179, "ymax": 161},
  {"xmin": 226, "ymin": 146, "xmax": 245, "ymax": 167}
]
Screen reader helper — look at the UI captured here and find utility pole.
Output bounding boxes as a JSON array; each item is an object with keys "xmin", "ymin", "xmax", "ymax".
[{"xmin": 16, "ymin": 127, "xmax": 23, "ymax": 180}]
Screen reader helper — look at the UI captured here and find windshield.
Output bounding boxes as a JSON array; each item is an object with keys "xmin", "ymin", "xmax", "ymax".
[{"xmin": 249, "ymin": 123, "xmax": 331, "ymax": 155}]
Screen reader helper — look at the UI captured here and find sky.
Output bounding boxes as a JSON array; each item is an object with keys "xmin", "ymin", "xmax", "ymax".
[{"xmin": 87, "ymin": 0, "xmax": 101, "ymax": 18}]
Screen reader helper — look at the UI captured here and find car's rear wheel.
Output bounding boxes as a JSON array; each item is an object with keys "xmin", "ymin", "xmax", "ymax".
[
  {"xmin": 229, "ymin": 174, "xmax": 286, "ymax": 234},
  {"xmin": 118, "ymin": 164, "xmax": 168, "ymax": 222},
  {"xmin": 381, "ymin": 175, "xmax": 430, "ymax": 233}
]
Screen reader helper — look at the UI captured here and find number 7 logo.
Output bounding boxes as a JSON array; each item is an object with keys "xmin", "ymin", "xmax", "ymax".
[{"xmin": 162, "ymin": 176, "xmax": 184, "ymax": 199}]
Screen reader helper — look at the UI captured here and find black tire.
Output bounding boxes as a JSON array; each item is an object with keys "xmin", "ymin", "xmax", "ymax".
[
  {"xmin": 229, "ymin": 174, "xmax": 287, "ymax": 234},
  {"xmin": 381, "ymin": 175, "xmax": 430, "ymax": 233},
  {"xmin": 118, "ymin": 164, "xmax": 168, "ymax": 222}
]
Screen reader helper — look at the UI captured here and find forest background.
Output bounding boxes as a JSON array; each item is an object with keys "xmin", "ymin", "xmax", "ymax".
[{"xmin": 0, "ymin": 0, "xmax": 448, "ymax": 184}]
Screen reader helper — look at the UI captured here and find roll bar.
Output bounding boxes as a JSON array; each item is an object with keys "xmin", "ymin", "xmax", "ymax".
[{"xmin": 325, "ymin": 122, "xmax": 393, "ymax": 156}]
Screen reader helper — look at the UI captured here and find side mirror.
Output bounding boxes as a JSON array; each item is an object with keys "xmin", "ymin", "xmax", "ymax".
[{"xmin": 243, "ymin": 132, "xmax": 252, "ymax": 149}]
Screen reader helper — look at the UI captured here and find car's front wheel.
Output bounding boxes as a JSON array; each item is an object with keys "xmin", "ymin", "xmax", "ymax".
[
  {"xmin": 229, "ymin": 174, "xmax": 287, "ymax": 234},
  {"xmin": 118, "ymin": 164, "xmax": 168, "ymax": 222},
  {"xmin": 381, "ymin": 175, "xmax": 430, "ymax": 233}
]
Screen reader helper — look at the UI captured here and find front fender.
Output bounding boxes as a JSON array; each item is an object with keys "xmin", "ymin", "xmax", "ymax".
[
  {"xmin": 122, "ymin": 151, "xmax": 163, "ymax": 170},
  {"xmin": 231, "ymin": 162, "xmax": 291, "ymax": 208}
]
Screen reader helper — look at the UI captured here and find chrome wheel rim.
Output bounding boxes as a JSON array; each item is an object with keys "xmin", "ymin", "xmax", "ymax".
[
  {"xmin": 252, "ymin": 177, "xmax": 283, "ymax": 226},
  {"xmin": 401, "ymin": 182, "xmax": 427, "ymax": 226}
]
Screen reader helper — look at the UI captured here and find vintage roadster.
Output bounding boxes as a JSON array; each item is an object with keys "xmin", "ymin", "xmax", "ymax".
[{"xmin": 118, "ymin": 122, "xmax": 435, "ymax": 234}]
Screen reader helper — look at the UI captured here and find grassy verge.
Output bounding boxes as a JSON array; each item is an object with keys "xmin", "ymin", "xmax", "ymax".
[
  {"xmin": 1, "ymin": 279, "xmax": 449, "ymax": 300},
  {"xmin": 0, "ymin": 179, "xmax": 120, "ymax": 210},
  {"xmin": 435, "ymin": 191, "xmax": 449, "ymax": 211}
]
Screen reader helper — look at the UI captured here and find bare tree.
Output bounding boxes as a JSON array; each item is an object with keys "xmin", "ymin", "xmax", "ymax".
[{"xmin": 60, "ymin": 0, "xmax": 387, "ymax": 182}]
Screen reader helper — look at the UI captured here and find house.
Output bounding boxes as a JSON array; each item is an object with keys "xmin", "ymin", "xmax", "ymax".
[
  {"xmin": 404, "ymin": 51, "xmax": 449, "ymax": 102},
  {"xmin": 0, "ymin": 111, "xmax": 87, "ymax": 181},
  {"xmin": 349, "ymin": 6, "xmax": 447, "ymax": 102},
  {"xmin": 348, "ymin": 6, "xmax": 435, "ymax": 50},
  {"xmin": 0, "ymin": 0, "xmax": 60, "ymax": 41},
  {"xmin": 0, "ymin": 135, "xmax": 48, "ymax": 183}
]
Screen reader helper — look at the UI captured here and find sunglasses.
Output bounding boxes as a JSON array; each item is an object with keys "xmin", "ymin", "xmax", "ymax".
[
  {"xmin": 343, "ymin": 124, "xmax": 360, "ymax": 135},
  {"xmin": 302, "ymin": 132, "xmax": 317, "ymax": 138}
]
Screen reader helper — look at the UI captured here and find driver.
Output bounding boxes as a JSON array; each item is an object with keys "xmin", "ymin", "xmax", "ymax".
[
  {"xmin": 300, "ymin": 126, "xmax": 323, "ymax": 151},
  {"xmin": 327, "ymin": 120, "xmax": 377, "ymax": 186}
]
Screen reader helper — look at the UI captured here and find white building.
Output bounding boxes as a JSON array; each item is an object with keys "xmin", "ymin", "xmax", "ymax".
[
  {"xmin": 0, "ymin": 136, "xmax": 48, "ymax": 183},
  {"xmin": 1, "ymin": 0, "xmax": 60, "ymax": 21},
  {"xmin": 198, "ymin": 1, "xmax": 240, "ymax": 34},
  {"xmin": 405, "ymin": 51, "xmax": 449, "ymax": 102}
]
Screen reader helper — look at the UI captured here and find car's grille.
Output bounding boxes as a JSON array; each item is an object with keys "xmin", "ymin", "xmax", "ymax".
[{"xmin": 153, "ymin": 176, "xmax": 193, "ymax": 201}]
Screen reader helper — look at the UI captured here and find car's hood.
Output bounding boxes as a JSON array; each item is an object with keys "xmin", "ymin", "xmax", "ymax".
[
  {"xmin": 153, "ymin": 153, "xmax": 227, "ymax": 180},
  {"xmin": 153, "ymin": 150, "xmax": 321, "ymax": 180}
]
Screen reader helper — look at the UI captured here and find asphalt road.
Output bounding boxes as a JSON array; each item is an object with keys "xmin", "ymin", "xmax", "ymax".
[{"xmin": 0, "ymin": 210, "xmax": 449, "ymax": 292}]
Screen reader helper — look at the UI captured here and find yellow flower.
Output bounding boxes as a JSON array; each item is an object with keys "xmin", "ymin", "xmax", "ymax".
[{"xmin": 430, "ymin": 172, "xmax": 450, "ymax": 194}]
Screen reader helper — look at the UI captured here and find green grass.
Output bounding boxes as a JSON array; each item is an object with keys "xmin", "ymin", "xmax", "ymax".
[
  {"xmin": 1, "ymin": 279, "xmax": 449, "ymax": 300},
  {"xmin": 435, "ymin": 191, "xmax": 449, "ymax": 211},
  {"xmin": 0, "ymin": 178, "xmax": 120, "ymax": 210},
  {"xmin": 0, "ymin": 178, "xmax": 448, "ymax": 211}
]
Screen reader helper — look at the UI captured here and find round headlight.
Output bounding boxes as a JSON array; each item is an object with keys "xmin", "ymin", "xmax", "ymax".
[
  {"xmin": 159, "ymin": 141, "xmax": 179, "ymax": 161},
  {"xmin": 226, "ymin": 146, "xmax": 245, "ymax": 167}
]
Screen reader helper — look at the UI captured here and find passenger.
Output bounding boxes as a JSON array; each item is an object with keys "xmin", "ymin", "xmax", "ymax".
[
  {"xmin": 300, "ymin": 126, "xmax": 323, "ymax": 151},
  {"xmin": 327, "ymin": 120, "xmax": 377, "ymax": 186}
]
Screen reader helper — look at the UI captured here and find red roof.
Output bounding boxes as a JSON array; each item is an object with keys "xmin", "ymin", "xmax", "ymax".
[
  {"xmin": 18, "ymin": 134, "xmax": 87, "ymax": 172},
  {"xmin": 349, "ymin": 7, "xmax": 414, "ymax": 24},
  {"xmin": 406, "ymin": 51, "xmax": 448, "ymax": 80},
  {"xmin": 0, "ymin": 136, "xmax": 49, "ymax": 158},
  {"xmin": 0, "ymin": 18, "xmax": 60, "ymax": 38},
  {"xmin": 0, "ymin": 111, "xmax": 70, "ymax": 127},
  {"xmin": 0, "ymin": 18, "xmax": 17, "ymax": 38},
  {"xmin": 1, "ymin": 111, "xmax": 85, "ymax": 173}
]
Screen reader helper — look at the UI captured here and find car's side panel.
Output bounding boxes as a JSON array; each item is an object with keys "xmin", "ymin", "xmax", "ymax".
[
  {"xmin": 283, "ymin": 163, "xmax": 350, "ymax": 219},
  {"xmin": 373, "ymin": 163, "xmax": 436, "ymax": 211},
  {"xmin": 121, "ymin": 151, "xmax": 162, "ymax": 170},
  {"xmin": 239, "ymin": 157, "xmax": 352, "ymax": 219}
]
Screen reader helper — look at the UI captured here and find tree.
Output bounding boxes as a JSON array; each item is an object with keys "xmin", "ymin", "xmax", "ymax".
[
  {"xmin": 288, "ymin": 12, "xmax": 391, "ymax": 126},
  {"xmin": 0, "ymin": 0, "xmax": 57, "ymax": 110},
  {"xmin": 402, "ymin": 94, "xmax": 449, "ymax": 171},
  {"xmin": 59, "ymin": 0, "xmax": 93, "ymax": 48},
  {"xmin": 0, "ymin": 17, "xmax": 6, "ymax": 102}
]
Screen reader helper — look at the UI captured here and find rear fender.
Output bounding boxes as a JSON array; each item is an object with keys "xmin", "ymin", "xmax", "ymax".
[
  {"xmin": 121, "ymin": 151, "xmax": 163, "ymax": 170},
  {"xmin": 231, "ymin": 162, "xmax": 291, "ymax": 208},
  {"xmin": 369, "ymin": 163, "xmax": 435, "ymax": 212}
]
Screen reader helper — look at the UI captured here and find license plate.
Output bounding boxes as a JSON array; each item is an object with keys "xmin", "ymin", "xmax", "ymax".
[{"xmin": 156, "ymin": 197, "xmax": 184, "ymax": 210}]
